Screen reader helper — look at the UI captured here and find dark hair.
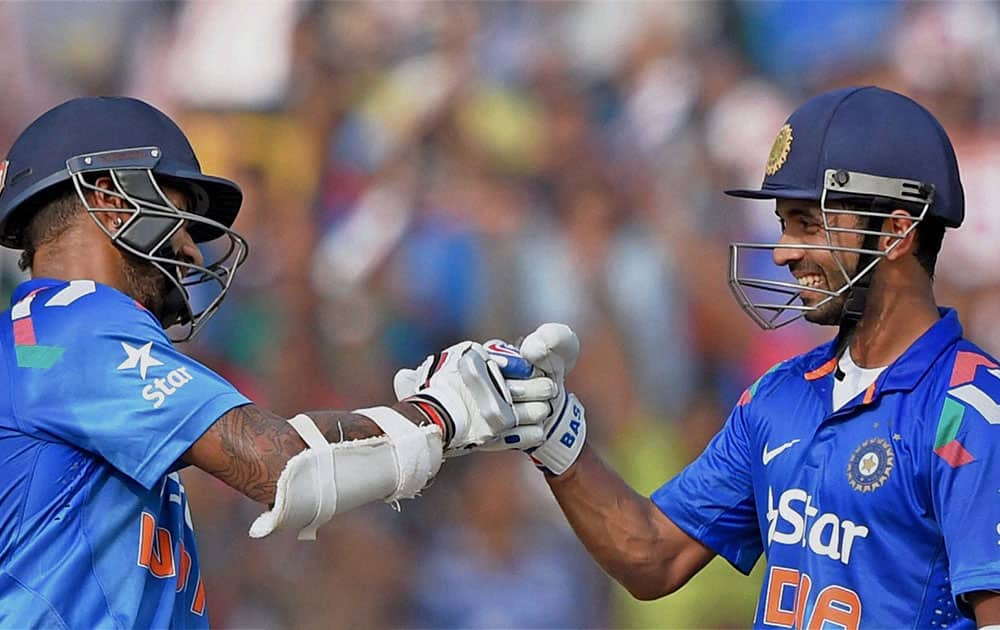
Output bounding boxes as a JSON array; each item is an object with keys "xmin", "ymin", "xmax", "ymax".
[
  {"xmin": 836, "ymin": 196, "xmax": 945, "ymax": 279},
  {"xmin": 17, "ymin": 185, "xmax": 84, "ymax": 271},
  {"xmin": 913, "ymin": 214, "xmax": 946, "ymax": 279}
]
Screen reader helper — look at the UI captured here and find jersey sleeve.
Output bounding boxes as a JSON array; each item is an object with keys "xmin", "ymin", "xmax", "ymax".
[
  {"xmin": 929, "ymin": 359, "xmax": 1000, "ymax": 604},
  {"xmin": 10, "ymin": 283, "xmax": 251, "ymax": 489},
  {"xmin": 650, "ymin": 400, "xmax": 762, "ymax": 574}
]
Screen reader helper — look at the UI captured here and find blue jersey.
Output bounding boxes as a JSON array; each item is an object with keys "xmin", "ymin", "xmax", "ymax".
[
  {"xmin": 653, "ymin": 309, "xmax": 1000, "ymax": 629},
  {"xmin": 0, "ymin": 278, "xmax": 251, "ymax": 628}
]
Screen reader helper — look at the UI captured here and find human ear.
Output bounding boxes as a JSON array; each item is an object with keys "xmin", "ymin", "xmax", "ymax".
[
  {"xmin": 87, "ymin": 176, "xmax": 128, "ymax": 210},
  {"xmin": 882, "ymin": 209, "xmax": 918, "ymax": 261}
]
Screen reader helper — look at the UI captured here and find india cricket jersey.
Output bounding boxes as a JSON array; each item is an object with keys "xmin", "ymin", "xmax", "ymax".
[
  {"xmin": 653, "ymin": 308, "xmax": 1000, "ymax": 629},
  {"xmin": 0, "ymin": 278, "xmax": 250, "ymax": 628}
]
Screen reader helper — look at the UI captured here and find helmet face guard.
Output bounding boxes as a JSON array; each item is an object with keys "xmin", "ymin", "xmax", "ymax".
[
  {"xmin": 67, "ymin": 147, "xmax": 248, "ymax": 341},
  {"xmin": 729, "ymin": 169, "xmax": 934, "ymax": 330}
]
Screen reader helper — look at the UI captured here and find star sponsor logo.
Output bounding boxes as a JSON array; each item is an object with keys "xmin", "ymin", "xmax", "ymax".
[
  {"xmin": 142, "ymin": 367, "xmax": 194, "ymax": 409},
  {"xmin": 117, "ymin": 341, "xmax": 163, "ymax": 380},
  {"xmin": 116, "ymin": 341, "xmax": 194, "ymax": 408},
  {"xmin": 846, "ymin": 437, "xmax": 894, "ymax": 492},
  {"xmin": 766, "ymin": 487, "xmax": 869, "ymax": 565}
]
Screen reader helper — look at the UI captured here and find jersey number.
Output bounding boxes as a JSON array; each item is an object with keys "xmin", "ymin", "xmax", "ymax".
[
  {"xmin": 763, "ymin": 566, "xmax": 861, "ymax": 630},
  {"xmin": 138, "ymin": 511, "xmax": 206, "ymax": 616}
]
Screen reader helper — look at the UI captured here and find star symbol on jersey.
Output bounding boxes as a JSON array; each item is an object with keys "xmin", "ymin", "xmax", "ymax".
[
  {"xmin": 859, "ymin": 452, "xmax": 879, "ymax": 476},
  {"xmin": 117, "ymin": 341, "xmax": 163, "ymax": 380}
]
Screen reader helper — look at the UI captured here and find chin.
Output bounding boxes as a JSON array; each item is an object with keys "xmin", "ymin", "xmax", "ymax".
[{"xmin": 803, "ymin": 299, "xmax": 845, "ymax": 326}]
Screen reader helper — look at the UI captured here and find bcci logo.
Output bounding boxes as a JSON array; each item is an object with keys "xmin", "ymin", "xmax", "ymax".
[
  {"xmin": 765, "ymin": 124, "xmax": 793, "ymax": 176},
  {"xmin": 847, "ymin": 437, "xmax": 894, "ymax": 492}
]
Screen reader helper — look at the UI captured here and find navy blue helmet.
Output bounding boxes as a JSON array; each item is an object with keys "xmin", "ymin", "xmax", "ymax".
[
  {"xmin": 0, "ymin": 97, "xmax": 248, "ymax": 340},
  {"xmin": 725, "ymin": 86, "xmax": 964, "ymax": 330},
  {"xmin": 726, "ymin": 86, "xmax": 963, "ymax": 227}
]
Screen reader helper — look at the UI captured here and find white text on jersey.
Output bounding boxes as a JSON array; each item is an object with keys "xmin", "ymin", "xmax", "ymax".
[
  {"xmin": 766, "ymin": 487, "xmax": 869, "ymax": 565},
  {"xmin": 142, "ymin": 367, "xmax": 194, "ymax": 408}
]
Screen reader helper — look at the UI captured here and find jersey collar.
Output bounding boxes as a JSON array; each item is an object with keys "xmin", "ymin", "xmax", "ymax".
[
  {"xmin": 10, "ymin": 277, "xmax": 66, "ymax": 305},
  {"xmin": 803, "ymin": 308, "xmax": 962, "ymax": 399}
]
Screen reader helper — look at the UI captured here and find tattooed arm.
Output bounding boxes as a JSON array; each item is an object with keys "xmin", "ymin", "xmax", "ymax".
[{"xmin": 182, "ymin": 403, "xmax": 432, "ymax": 505}]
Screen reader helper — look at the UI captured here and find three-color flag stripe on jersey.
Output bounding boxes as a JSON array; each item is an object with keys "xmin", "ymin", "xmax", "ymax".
[
  {"xmin": 11, "ymin": 281, "xmax": 95, "ymax": 369},
  {"xmin": 933, "ymin": 350, "xmax": 999, "ymax": 468}
]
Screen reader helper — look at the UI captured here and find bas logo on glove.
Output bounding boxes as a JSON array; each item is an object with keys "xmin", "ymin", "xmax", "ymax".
[{"xmin": 486, "ymin": 323, "xmax": 588, "ymax": 476}]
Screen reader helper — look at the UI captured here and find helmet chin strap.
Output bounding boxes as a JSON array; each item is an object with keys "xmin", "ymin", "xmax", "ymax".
[{"xmin": 832, "ymin": 200, "xmax": 888, "ymax": 378}]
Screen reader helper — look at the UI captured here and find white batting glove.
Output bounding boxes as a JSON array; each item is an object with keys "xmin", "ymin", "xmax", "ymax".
[
  {"xmin": 487, "ymin": 324, "xmax": 586, "ymax": 475},
  {"xmin": 393, "ymin": 341, "xmax": 548, "ymax": 457}
]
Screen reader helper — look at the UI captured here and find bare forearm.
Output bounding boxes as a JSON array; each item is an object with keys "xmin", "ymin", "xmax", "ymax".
[
  {"xmin": 184, "ymin": 402, "xmax": 433, "ymax": 505},
  {"xmin": 970, "ymin": 591, "xmax": 1000, "ymax": 627},
  {"xmin": 546, "ymin": 445, "xmax": 713, "ymax": 599},
  {"xmin": 307, "ymin": 403, "xmax": 430, "ymax": 443}
]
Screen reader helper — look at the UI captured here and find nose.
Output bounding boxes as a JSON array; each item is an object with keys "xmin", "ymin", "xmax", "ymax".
[
  {"xmin": 772, "ymin": 232, "xmax": 805, "ymax": 267},
  {"xmin": 171, "ymin": 225, "xmax": 204, "ymax": 271}
]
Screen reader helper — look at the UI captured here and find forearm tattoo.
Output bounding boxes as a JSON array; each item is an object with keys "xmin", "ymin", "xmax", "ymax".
[{"xmin": 194, "ymin": 404, "xmax": 427, "ymax": 504}]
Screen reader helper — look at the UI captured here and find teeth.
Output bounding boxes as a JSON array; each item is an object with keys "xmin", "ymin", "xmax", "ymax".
[{"xmin": 797, "ymin": 275, "xmax": 822, "ymax": 288}]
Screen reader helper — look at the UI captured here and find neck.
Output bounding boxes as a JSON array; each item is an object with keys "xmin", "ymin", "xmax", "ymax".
[
  {"xmin": 31, "ymin": 230, "xmax": 128, "ymax": 292},
  {"xmin": 848, "ymin": 271, "xmax": 939, "ymax": 368}
]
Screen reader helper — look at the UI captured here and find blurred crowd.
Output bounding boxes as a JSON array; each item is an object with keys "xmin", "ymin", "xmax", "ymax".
[{"xmin": 2, "ymin": 1, "xmax": 999, "ymax": 628}]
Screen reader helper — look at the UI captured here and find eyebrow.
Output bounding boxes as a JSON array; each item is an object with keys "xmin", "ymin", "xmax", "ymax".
[{"xmin": 775, "ymin": 206, "xmax": 818, "ymax": 220}]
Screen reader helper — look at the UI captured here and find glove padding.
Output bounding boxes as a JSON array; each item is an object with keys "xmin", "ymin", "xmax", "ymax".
[
  {"xmin": 487, "ymin": 324, "xmax": 587, "ymax": 475},
  {"xmin": 393, "ymin": 341, "xmax": 551, "ymax": 457}
]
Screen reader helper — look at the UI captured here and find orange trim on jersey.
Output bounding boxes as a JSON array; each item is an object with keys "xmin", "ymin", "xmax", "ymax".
[
  {"xmin": 191, "ymin": 577, "xmax": 207, "ymax": 616},
  {"xmin": 737, "ymin": 388, "xmax": 752, "ymax": 407},
  {"xmin": 804, "ymin": 358, "xmax": 837, "ymax": 381},
  {"xmin": 862, "ymin": 381, "xmax": 877, "ymax": 405}
]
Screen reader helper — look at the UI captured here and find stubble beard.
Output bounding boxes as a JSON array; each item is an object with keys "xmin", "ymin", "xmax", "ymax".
[
  {"xmin": 121, "ymin": 252, "xmax": 170, "ymax": 321},
  {"xmin": 803, "ymin": 293, "xmax": 847, "ymax": 326},
  {"xmin": 796, "ymin": 263, "xmax": 850, "ymax": 326}
]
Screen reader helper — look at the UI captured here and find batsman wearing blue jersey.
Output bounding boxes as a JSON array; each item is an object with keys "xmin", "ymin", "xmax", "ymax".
[
  {"xmin": 476, "ymin": 87, "xmax": 1000, "ymax": 628},
  {"xmin": 0, "ymin": 97, "xmax": 561, "ymax": 628}
]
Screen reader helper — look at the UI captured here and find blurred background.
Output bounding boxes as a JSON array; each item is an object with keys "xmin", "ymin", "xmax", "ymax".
[{"xmin": 2, "ymin": 1, "xmax": 1000, "ymax": 628}]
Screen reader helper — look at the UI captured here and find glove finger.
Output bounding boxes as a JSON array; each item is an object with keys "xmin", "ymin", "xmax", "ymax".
[
  {"xmin": 514, "ymin": 401, "xmax": 553, "ymax": 426},
  {"xmin": 478, "ymin": 424, "xmax": 545, "ymax": 451},
  {"xmin": 520, "ymin": 323, "xmax": 580, "ymax": 378},
  {"xmin": 459, "ymin": 352, "xmax": 517, "ymax": 430},
  {"xmin": 507, "ymin": 376, "xmax": 557, "ymax": 402},
  {"xmin": 496, "ymin": 355, "xmax": 536, "ymax": 379},
  {"xmin": 484, "ymin": 339, "xmax": 536, "ymax": 379},
  {"xmin": 393, "ymin": 368, "xmax": 420, "ymax": 400}
]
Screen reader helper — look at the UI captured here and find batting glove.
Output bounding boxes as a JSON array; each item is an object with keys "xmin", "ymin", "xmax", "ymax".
[
  {"xmin": 393, "ymin": 341, "xmax": 548, "ymax": 457},
  {"xmin": 486, "ymin": 323, "xmax": 586, "ymax": 475}
]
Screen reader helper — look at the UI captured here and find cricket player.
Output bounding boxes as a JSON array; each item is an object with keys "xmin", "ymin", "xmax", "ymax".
[
  {"xmin": 0, "ymin": 97, "xmax": 557, "ymax": 628},
  {"xmin": 484, "ymin": 87, "xmax": 1000, "ymax": 628}
]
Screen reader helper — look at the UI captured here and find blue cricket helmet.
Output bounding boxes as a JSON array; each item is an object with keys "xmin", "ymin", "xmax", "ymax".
[
  {"xmin": 726, "ymin": 86, "xmax": 964, "ymax": 331},
  {"xmin": 0, "ymin": 96, "xmax": 242, "ymax": 247},
  {"xmin": 0, "ymin": 97, "xmax": 249, "ymax": 341},
  {"xmin": 726, "ymin": 86, "xmax": 964, "ymax": 228}
]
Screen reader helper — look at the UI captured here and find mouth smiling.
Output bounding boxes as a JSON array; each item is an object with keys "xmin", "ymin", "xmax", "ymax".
[{"xmin": 794, "ymin": 272, "xmax": 827, "ymax": 302}]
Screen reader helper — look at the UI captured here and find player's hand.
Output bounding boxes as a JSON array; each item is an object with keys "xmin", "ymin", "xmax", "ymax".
[
  {"xmin": 393, "ymin": 341, "xmax": 550, "ymax": 457},
  {"xmin": 486, "ymin": 324, "xmax": 587, "ymax": 475}
]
